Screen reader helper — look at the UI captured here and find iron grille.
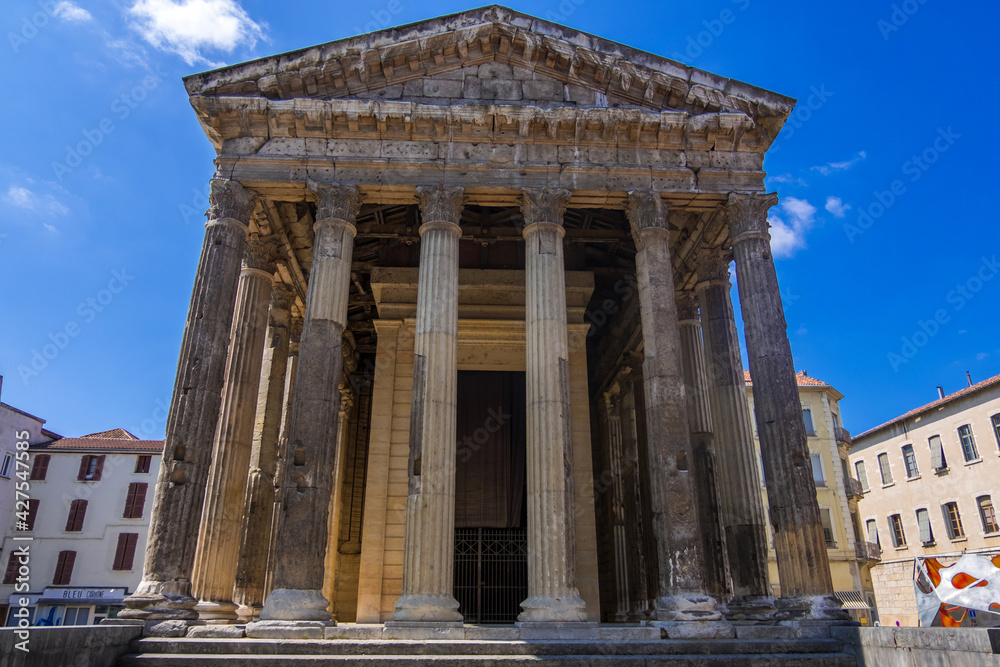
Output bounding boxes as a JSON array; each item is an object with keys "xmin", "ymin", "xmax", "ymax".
[{"xmin": 454, "ymin": 527, "xmax": 527, "ymax": 623}]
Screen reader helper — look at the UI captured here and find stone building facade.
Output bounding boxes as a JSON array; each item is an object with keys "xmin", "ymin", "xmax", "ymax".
[
  {"xmin": 850, "ymin": 373, "xmax": 1000, "ymax": 626},
  {"xmin": 118, "ymin": 7, "xmax": 844, "ymax": 637}
]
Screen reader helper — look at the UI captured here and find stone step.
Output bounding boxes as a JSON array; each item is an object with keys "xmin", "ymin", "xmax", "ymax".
[
  {"xmin": 120, "ymin": 653, "xmax": 857, "ymax": 667},
  {"xmin": 128, "ymin": 638, "xmax": 846, "ymax": 657}
]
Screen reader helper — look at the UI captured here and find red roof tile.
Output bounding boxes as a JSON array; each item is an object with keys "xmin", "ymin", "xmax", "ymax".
[
  {"xmin": 34, "ymin": 437, "xmax": 163, "ymax": 452},
  {"xmin": 744, "ymin": 370, "xmax": 829, "ymax": 387},
  {"xmin": 855, "ymin": 372, "xmax": 1000, "ymax": 440}
]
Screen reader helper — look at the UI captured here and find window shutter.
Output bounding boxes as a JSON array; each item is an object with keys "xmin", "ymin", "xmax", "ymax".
[
  {"xmin": 4, "ymin": 551, "xmax": 19, "ymax": 584},
  {"xmin": 77, "ymin": 456, "xmax": 89, "ymax": 481},
  {"xmin": 30, "ymin": 454, "xmax": 50, "ymax": 481},
  {"xmin": 878, "ymin": 453, "xmax": 893, "ymax": 484},
  {"xmin": 132, "ymin": 483, "xmax": 147, "ymax": 518},
  {"xmin": 113, "ymin": 534, "xmax": 127, "ymax": 570},
  {"xmin": 65, "ymin": 500, "xmax": 87, "ymax": 532},
  {"xmin": 930, "ymin": 436, "xmax": 944, "ymax": 469},
  {"xmin": 917, "ymin": 509, "xmax": 932, "ymax": 543},
  {"xmin": 123, "ymin": 534, "xmax": 138, "ymax": 570},
  {"xmin": 54, "ymin": 551, "xmax": 76, "ymax": 585},
  {"xmin": 25, "ymin": 499, "xmax": 39, "ymax": 531},
  {"xmin": 865, "ymin": 519, "xmax": 878, "ymax": 544},
  {"xmin": 93, "ymin": 455, "xmax": 106, "ymax": 481},
  {"xmin": 856, "ymin": 461, "xmax": 869, "ymax": 490}
]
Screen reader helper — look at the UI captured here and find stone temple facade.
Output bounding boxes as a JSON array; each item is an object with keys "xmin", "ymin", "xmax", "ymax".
[{"xmin": 117, "ymin": 6, "xmax": 845, "ymax": 639}]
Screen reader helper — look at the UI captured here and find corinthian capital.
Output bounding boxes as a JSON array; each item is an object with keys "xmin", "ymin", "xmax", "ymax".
[
  {"xmin": 520, "ymin": 188, "xmax": 571, "ymax": 226},
  {"xmin": 675, "ymin": 290, "xmax": 699, "ymax": 321},
  {"xmin": 725, "ymin": 192, "xmax": 779, "ymax": 244},
  {"xmin": 208, "ymin": 179, "xmax": 256, "ymax": 224},
  {"xmin": 270, "ymin": 282, "xmax": 296, "ymax": 311},
  {"xmin": 696, "ymin": 246, "xmax": 731, "ymax": 285},
  {"xmin": 625, "ymin": 191, "xmax": 669, "ymax": 250},
  {"xmin": 307, "ymin": 181, "xmax": 363, "ymax": 223},
  {"xmin": 416, "ymin": 185, "xmax": 465, "ymax": 224},
  {"xmin": 242, "ymin": 239, "xmax": 279, "ymax": 273}
]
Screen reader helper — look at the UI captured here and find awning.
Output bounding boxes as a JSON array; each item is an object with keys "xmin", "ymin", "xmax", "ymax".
[{"xmin": 834, "ymin": 590, "xmax": 871, "ymax": 610}]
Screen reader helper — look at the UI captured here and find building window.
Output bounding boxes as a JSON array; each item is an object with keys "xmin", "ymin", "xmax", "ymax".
[
  {"xmin": 802, "ymin": 408, "xmax": 815, "ymax": 436},
  {"xmin": 865, "ymin": 519, "xmax": 879, "ymax": 545},
  {"xmin": 3, "ymin": 551, "xmax": 21, "ymax": 584},
  {"xmin": 820, "ymin": 508, "xmax": 835, "ymax": 547},
  {"xmin": 811, "ymin": 454, "xmax": 825, "ymax": 485},
  {"xmin": 944, "ymin": 502, "xmax": 966, "ymax": 539},
  {"xmin": 889, "ymin": 514, "xmax": 906, "ymax": 548},
  {"xmin": 123, "ymin": 483, "xmax": 148, "ymax": 519},
  {"xmin": 61, "ymin": 607, "xmax": 89, "ymax": 626},
  {"xmin": 929, "ymin": 435, "xmax": 947, "ymax": 471},
  {"xmin": 902, "ymin": 445, "xmax": 919, "ymax": 478},
  {"xmin": 878, "ymin": 452, "xmax": 893, "ymax": 485},
  {"xmin": 978, "ymin": 496, "xmax": 999, "ymax": 535},
  {"xmin": 855, "ymin": 461, "xmax": 869, "ymax": 491},
  {"xmin": 959, "ymin": 425, "xmax": 979, "ymax": 462},
  {"xmin": 0, "ymin": 453, "xmax": 13, "ymax": 478},
  {"xmin": 916, "ymin": 508, "xmax": 934, "ymax": 545},
  {"xmin": 53, "ymin": 551, "xmax": 76, "ymax": 586},
  {"xmin": 113, "ymin": 533, "xmax": 139, "ymax": 571},
  {"xmin": 135, "ymin": 455, "xmax": 152, "ymax": 474},
  {"xmin": 29, "ymin": 454, "xmax": 50, "ymax": 481},
  {"xmin": 992, "ymin": 414, "xmax": 1000, "ymax": 452},
  {"xmin": 65, "ymin": 499, "xmax": 88, "ymax": 532},
  {"xmin": 77, "ymin": 455, "xmax": 105, "ymax": 481}
]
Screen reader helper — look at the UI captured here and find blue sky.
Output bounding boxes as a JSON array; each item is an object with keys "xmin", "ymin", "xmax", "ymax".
[{"xmin": 1, "ymin": 0, "xmax": 997, "ymax": 439}]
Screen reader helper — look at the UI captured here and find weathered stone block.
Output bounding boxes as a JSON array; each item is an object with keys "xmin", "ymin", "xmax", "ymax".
[
  {"xmin": 566, "ymin": 84, "xmax": 597, "ymax": 105},
  {"xmin": 478, "ymin": 62, "xmax": 514, "ymax": 79},
  {"xmin": 245, "ymin": 620, "xmax": 331, "ymax": 639},
  {"xmin": 402, "ymin": 80, "xmax": 424, "ymax": 96},
  {"xmin": 522, "ymin": 79, "xmax": 564, "ymax": 100},
  {"xmin": 144, "ymin": 620, "xmax": 189, "ymax": 637},
  {"xmin": 481, "ymin": 79, "xmax": 522, "ymax": 101},
  {"xmin": 186, "ymin": 624, "xmax": 246, "ymax": 638},
  {"xmin": 357, "ymin": 84, "xmax": 404, "ymax": 99},
  {"xmin": 512, "ymin": 66, "xmax": 535, "ymax": 80},
  {"xmin": 423, "ymin": 79, "xmax": 463, "ymax": 98},
  {"xmin": 462, "ymin": 77, "xmax": 482, "ymax": 98}
]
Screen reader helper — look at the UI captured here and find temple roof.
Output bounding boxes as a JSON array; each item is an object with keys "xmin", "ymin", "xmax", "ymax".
[{"xmin": 183, "ymin": 5, "xmax": 794, "ymax": 148}]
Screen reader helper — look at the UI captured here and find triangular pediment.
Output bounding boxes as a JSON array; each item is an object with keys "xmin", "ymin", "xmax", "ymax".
[{"xmin": 184, "ymin": 5, "xmax": 793, "ymax": 141}]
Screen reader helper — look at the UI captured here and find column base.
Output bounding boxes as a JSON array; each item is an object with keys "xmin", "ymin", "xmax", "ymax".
[
  {"xmin": 653, "ymin": 593, "xmax": 722, "ymax": 622},
  {"xmin": 724, "ymin": 595, "xmax": 778, "ymax": 622},
  {"xmin": 259, "ymin": 588, "xmax": 333, "ymax": 622},
  {"xmin": 117, "ymin": 579, "xmax": 198, "ymax": 621},
  {"xmin": 236, "ymin": 604, "xmax": 262, "ymax": 623},
  {"xmin": 774, "ymin": 595, "xmax": 851, "ymax": 622},
  {"xmin": 390, "ymin": 594, "xmax": 463, "ymax": 623},
  {"xmin": 194, "ymin": 600, "xmax": 239, "ymax": 624},
  {"xmin": 517, "ymin": 593, "xmax": 587, "ymax": 623}
]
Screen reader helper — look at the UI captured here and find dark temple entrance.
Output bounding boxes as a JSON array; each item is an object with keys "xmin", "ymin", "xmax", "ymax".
[{"xmin": 453, "ymin": 370, "xmax": 528, "ymax": 623}]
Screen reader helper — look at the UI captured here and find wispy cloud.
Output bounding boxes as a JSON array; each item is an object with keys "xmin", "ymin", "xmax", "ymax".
[
  {"xmin": 768, "ymin": 196, "xmax": 817, "ymax": 258},
  {"xmin": 824, "ymin": 195, "xmax": 850, "ymax": 218},
  {"xmin": 127, "ymin": 0, "xmax": 266, "ymax": 67},
  {"xmin": 811, "ymin": 151, "xmax": 867, "ymax": 176},
  {"xmin": 769, "ymin": 173, "xmax": 808, "ymax": 187},
  {"xmin": 3, "ymin": 185, "xmax": 70, "ymax": 217},
  {"xmin": 54, "ymin": 1, "xmax": 94, "ymax": 22}
]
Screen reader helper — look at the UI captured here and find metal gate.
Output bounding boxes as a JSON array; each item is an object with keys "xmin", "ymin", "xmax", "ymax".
[{"xmin": 454, "ymin": 527, "xmax": 528, "ymax": 623}]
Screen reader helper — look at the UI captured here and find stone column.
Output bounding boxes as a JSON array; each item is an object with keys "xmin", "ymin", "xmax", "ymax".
[
  {"xmin": 191, "ymin": 239, "xmax": 278, "ymax": 622},
  {"xmin": 676, "ymin": 291, "xmax": 730, "ymax": 601},
  {"xmin": 233, "ymin": 283, "xmax": 294, "ymax": 621},
  {"xmin": 726, "ymin": 193, "xmax": 838, "ymax": 613},
  {"xmin": 390, "ymin": 185, "xmax": 465, "ymax": 625},
  {"xmin": 120, "ymin": 179, "xmax": 254, "ymax": 623},
  {"xmin": 518, "ymin": 188, "xmax": 587, "ymax": 624},
  {"xmin": 602, "ymin": 389, "xmax": 630, "ymax": 623},
  {"xmin": 696, "ymin": 247, "xmax": 771, "ymax": 604},
  {"xmin": 625, "ymin": 191, "xmax": 720, "ymax": 625},
  {"xmin": 323, "ymin": 384, "xmax": 354, "ymax": 615},
  {"xmin": 251, "ymin": 183, "xmax": 362, "ymax": 633}
]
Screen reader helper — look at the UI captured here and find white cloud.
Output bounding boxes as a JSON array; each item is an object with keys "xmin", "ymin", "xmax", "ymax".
[
  {"xmin": 54, "ymin": 1, "xmax": 94, "ymax": 22},
  {"xmin": 825, "ymin": 195, "xmax": 850, "ymax": 218},
  {"xmin": 128, "ymin": 0, "xmax": 265, "ymax": 66},
  {"xmin": 3, "ymin": 185, "xmax": 70, "ymax": 217},
  {"xmin": 811, "ymin": 151, "xmax": 867, "ymax": 176},
  {"xmin": 769, "ymin": 173, "xmax": 808, "ymax": 187},
  {"xmin": 767, "ymin": 196, "xmax": 817, "ymax": 258}
]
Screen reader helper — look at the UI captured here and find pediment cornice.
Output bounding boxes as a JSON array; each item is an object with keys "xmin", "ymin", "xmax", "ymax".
[{"xmin": 183, "ymin": 5, "xmax": 793, "ymax": 148}]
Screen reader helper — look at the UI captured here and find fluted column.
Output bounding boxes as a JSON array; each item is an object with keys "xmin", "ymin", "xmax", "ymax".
[
  {"xmin": 390, "ymin": 185, "xmax": 465, "ymax": 624},
  {"xmin": 120, "ymin": 179, "xmax": 254, "ymax": 622},
  {"xmin": 625, "ymin": 192, "xmax": 719, "ymax": 623},
  {"xmin": 727, "ymin": 193, "xmax": 837, "ymax": 612},
  {"xmin": 696, "ymin": 247, "xmax": 771, "ymax": 603},
  {"xmin": 676, "ymin": 291, "xmax": 730, "ymax": 601},
  {"xmin": 233, "ymin": 283, "xmax": 294, "ymax": 621},
  {"xmin": 602, "ymin": 389, "xmax": 630, "ymax": 623},
  {"xmin": 252, "ymin": 183, "xmax": 361, "ymax": 629},
  {"xmin": 518, "ymin": 188, "xmax": 587, "ymax": 623},
  {"xmin": 191, "ymin": 239, "xmax": 278, "ymax": 622},
  {"xmin": 323, "ymin": 384, "xmax": 354, "ymax": 616}
]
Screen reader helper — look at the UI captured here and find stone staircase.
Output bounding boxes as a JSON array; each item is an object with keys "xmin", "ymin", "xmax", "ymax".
[{"xmin": 119, "ymin": 637, "xmax": 857, "ymax": 666}]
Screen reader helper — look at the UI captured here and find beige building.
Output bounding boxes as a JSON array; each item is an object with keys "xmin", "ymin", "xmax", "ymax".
[
  {"xmin": 746, "ymin": 371, "xmax": 878, "ymax": 623},
  {"xmin": 118, "ymin": 7, "xmax": 850, "ymax": 639},
  {"xmin": 850, "ymin": 373, "xmax": 1000, "ymax": 626}
]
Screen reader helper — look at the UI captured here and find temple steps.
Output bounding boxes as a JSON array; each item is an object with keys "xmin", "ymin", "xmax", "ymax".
[{"xmin": 119, "ymin": 638, "xmax": 857, "ymax": 666}]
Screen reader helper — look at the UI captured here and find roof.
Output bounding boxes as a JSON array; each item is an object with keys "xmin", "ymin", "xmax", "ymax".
[
  {"xmin": 744, "ymin": 370, "xmax": 830, "ymax": 388},
  {"xmin": 855, "ymin": 372, "xmax": 1000, "ymax": 441},
  {"xmin": 33, "ymin": 427, "xmax": 163, "ymax": 453},
  {"xmin": 80, "ymin": 428, "xmax": 139, "ymax": 440}
]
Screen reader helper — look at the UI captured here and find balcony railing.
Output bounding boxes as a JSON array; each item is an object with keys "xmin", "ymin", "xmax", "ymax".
[
  {"xmin": 856, "ymin": 540, "xmax": 882, "ymax": 562},
  {"xmin": 845, "ymin": 477, "xmax": 864, "ymax": 499},
  {"xmin": 835, "ymin": 426, "xmax": 852, "ymax": 445}
]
